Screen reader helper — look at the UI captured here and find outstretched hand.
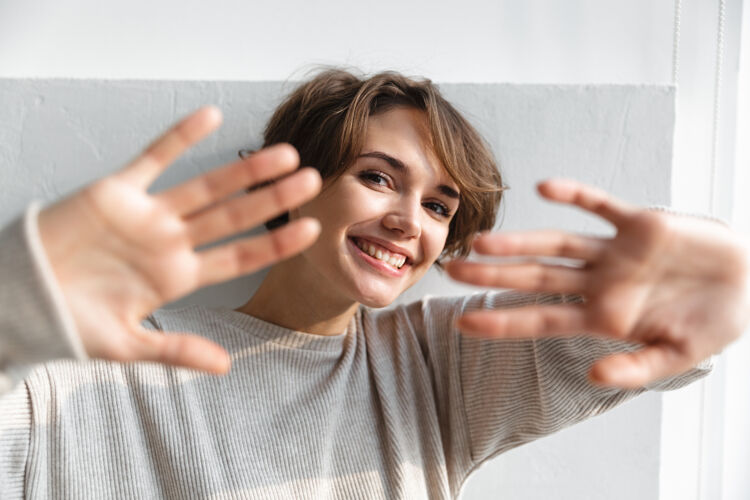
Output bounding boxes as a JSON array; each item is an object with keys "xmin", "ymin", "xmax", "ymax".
[
  {"xmin": 446, "ymin": 179, "xmax": 750, "ymax": 388},
  {"xmin": 38, "ymin": 107, "xmax": 322, "ymax": 375}
]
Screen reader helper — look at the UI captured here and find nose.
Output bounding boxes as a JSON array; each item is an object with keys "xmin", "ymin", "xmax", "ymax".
[{"xmin": 382, "ymin": 197, "xmax": 421, "ymax": 238}]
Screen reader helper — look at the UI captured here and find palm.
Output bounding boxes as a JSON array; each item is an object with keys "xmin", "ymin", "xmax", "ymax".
[
  {"xmin": 447, "ymin": 180, "xmax": 750, "ymax": 388},
  {"xmin": 38, "ymin": 107, "xmax": 322, "ymax": 373},
  {"xmin": 85, "ymin": 179, "xmax": 201, "ymax": 310},
  {"xmin": 581, "ymin": 214, "xmax": 674, "ymax": 337}
]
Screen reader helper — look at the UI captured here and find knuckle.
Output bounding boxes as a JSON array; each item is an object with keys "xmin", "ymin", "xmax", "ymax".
[
  {"xmin": 589, "ymin": 198, "xmax": 607, "ymax": 213},
  {"xmin": 173, "ymin": 122, "xmax": 193, "ymax": 148},
  {"xmin": 591, "ymin": 302, "xmax": 630, "ymax": 338},
  {"xmin": 200, "ymin": 172, "xmax": 223, "ymax": 201},
  {"xmin": 536, "ymin": 269, "xmax": 553, "ymax": 290},
  {"xmin": 572, "ymin": 190, "xmax": 587, "ymax": 206},
  {"xmin": 535, "ymin": 265, "xmax": 563, "ymax": 291},
  {"xmin": 531, "ymin": 265, "xmax": 546, "ymax": 288},
  {"xmin": 238, "ymin": 160, "xmax": 259, "ymax": 187},
  {"xmin": 268, "ymin": 228, "xmax": 289, "ymax": 259},
  {"xmin": 272, "ymin": 182, "xmax": 295, "ymax": 209},
  {"xmin": 558, "ymin": 236, "xmax": 579, "ymax": 257},
  {"xmin": 540, "ymin": 311, "xmax": 561, "ymax": 332},
  {"xmin": 234, "ymin": 242, "xmax": 260, "ymax": 269},
  {"xmin": 161, "ymin": 337, "xmax": 184, "ymax": 364},
  {"xmin": 636, "ymin": 210, "xmax": 672, "ymax": 238},
  {"xmin": 221, "ymin": 203, "xmax": 246, "ymax": 232},
  {"xmin": 140, "ymin": 145, "xmax": 162, "ymax": 166}
]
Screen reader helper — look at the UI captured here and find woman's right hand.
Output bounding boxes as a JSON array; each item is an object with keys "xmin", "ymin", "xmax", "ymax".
[{"xmin": 36, "ymin": 107, "xmax": 322, "ymax": 375}]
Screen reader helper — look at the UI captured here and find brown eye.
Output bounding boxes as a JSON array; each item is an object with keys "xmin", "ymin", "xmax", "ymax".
[
  {"xmin": 359, "ymin": 170, "xmax": 391, "ymax": 187},
  {"xmin": 424, "ymin": 201, "xmax": 451, "ymax": 217}
]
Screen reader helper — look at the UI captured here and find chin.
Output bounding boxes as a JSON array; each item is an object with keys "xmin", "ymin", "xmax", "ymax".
[
  {"xmin": 359, "ymin": 296, "xmax": 396, "ymax": 309},
  {"xmin": 354, "ymin": 287, "xmax": 400, "ymax": 309}
]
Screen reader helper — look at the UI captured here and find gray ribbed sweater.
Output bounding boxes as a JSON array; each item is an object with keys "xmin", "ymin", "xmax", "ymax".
[{"xmin": 0, "ymin": 207, "xmax": 710, "ymax": 499}]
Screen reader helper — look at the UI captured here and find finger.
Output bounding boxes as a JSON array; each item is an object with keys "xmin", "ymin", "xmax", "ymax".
[
  {"xmin": 186, "ymin": 168, "xmax": 322, "ymax": 247},
  {"xmin": 158, "ymin": 144, "xmax": 301, "ymax": 216},
  {"xmin": 197, "ymin": 217, "xmax": 321, "ymax": 287},
  {"xmin": 537, "ymin": 179, "xmax": 636, "ymax": 227},
  {"xmin": 446, "ymin": 261, "xmax": 588, "ymax": 294},
  {"xmin": 119, "ymin": 106, "xmax": 223, "ymax": 189},
  {"xmin": 472, "ymin": 230, "xmax": 605, "ymax": 261},
  {"xmin": 130, "ymin": 328, "xmax": 232, "ymax": 374},
  {"xmin": 588, "ymin": 345, "xmax": 692, "ymax": 389},
  {"xmin": 456, "ymin": 305, "xmax": 589, "ymax": 338}
]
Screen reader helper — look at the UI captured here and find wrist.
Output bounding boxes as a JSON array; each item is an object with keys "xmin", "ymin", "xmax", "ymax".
[{"xmin": 27, "ymin": 202, "xmax": 89, "ymax": 361}]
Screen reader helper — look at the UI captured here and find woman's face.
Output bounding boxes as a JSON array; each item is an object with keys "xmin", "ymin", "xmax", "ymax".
[{"xmin": 292, "ymin": 107, "xmax": 460, "ymax": 308}]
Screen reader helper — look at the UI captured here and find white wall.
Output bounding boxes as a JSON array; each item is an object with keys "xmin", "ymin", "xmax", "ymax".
[
  {"xmin": 723, "ymin": 3, "xmax": 750, "ymax": 500},
  {"xmin": 0, "ymin": 0, "xmax": 675, "ymax": 84},
  {"xmin": 0, "ymin": 77, "xmax": 677, "ymax": 500},
  {"xmin": 1, "ymin": 1, "xmax": 746, "ymax": 499},
  {"xmin": 662, "ymin": 2, "xmax": 749, "ymax": 500}
]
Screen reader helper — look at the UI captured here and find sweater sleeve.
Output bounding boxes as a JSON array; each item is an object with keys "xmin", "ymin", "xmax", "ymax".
[
  {"xmin": 411, "ymin": 291, "xmax": 711, "ymax": 471},
  {"xmin": 0, "ymin": 382, "xmax": 31, "ymax": 499},
  {"xmin": 0, "ymin": 204, "xmax": 89, "ymax": 497},
  {"xmin": 0, "ymin": 203, "xmax": 88, "ymax": 390}
]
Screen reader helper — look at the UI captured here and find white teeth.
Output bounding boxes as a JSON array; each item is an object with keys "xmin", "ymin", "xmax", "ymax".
[{"xmin": 354, "ymin": 238, "xmax": 407, "ymax": 270}]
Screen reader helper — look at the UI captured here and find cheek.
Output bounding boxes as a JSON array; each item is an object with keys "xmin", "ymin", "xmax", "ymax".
[
  {"xmin": 421, "ymin": 224, "xmax": 451, "ymax": 265},
  {"xmin": 304, "ymin": 181, "xmax": 379, "ymax": 224}
]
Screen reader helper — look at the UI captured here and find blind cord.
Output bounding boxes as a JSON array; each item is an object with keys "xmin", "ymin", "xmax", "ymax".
[
  {"xmin": 710, "ymin": 0, "xmax": 726, "ymax": 217},
  {"xmin": 672, "ymin": 0, "xmax": 682, "ymax": 85},
  {"xmin": 671, "ymin": 1, "xmax": 725, "ymax": 498}
]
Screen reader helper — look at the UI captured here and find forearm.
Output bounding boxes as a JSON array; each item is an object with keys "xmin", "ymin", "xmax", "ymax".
[{"xmin": 0, "ymin": 204, "xmax": 87, "ymax": 395}]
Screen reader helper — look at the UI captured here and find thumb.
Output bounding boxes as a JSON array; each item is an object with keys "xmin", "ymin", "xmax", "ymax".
[
  {"xmin": 588, "ymin": 345, "xmax": 687, "ymax": 389},
  {"xmin": 130, "ymin": 327, "xmax": 232, "ymax": 375}
]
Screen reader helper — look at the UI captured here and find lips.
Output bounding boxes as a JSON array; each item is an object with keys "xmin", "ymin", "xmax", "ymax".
[{"xmin": 349, "ymin": 236, "xmax": 413, "ymax": 270}]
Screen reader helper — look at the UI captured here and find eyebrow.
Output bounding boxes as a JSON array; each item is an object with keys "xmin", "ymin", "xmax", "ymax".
[{"xmin": 357, "ymin": 151, "xmax": 460, "ymax": 199}]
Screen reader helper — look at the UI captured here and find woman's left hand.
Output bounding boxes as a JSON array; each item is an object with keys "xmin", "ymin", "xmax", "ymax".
[{"xmin": 445, "ymin": 179, "xmax": 750, "ymax": 389}]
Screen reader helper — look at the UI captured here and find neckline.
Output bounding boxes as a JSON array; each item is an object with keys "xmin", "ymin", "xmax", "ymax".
[{"xmin": 214, "ymin": 306, "xmax": 359, "ymax": 353}]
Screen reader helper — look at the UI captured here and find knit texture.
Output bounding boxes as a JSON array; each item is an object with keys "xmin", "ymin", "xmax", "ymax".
[{"xmin": 0, "ymin": 208, "xmax": 710, "ymax": 499}]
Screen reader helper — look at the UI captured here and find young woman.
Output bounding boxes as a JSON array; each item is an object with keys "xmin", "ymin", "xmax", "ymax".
[{"xmin": 0, "ymin": 69, "xmax": 747, "ymax": 499}]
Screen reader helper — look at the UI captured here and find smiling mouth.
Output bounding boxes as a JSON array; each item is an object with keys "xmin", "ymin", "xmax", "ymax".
[{"xmin": 350, "ymin": 237, "xmax": 409, "ymax": 270}]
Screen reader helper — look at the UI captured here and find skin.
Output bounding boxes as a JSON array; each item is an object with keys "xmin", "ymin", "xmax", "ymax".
[
  {"xmin": 35, "ymin": 106, "xmax": 750, "ymax": 389},
  {"xmin": 38, "ymin": 107, "xmax": 322, "ymax": 374},
  {"xmin": 239, "ymin": 107, "xmax": 460, "ymax": 335},
  {"xmin": 446, "ymin": 180, "xmax": 750, "ymax": 388}
]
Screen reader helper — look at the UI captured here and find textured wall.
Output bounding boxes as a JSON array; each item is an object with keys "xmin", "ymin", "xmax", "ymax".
[
  {"xmin": 0, "ymin": 0, "xmax": 675, "ymax": 83},
  {"xmin": 0, "ymin": 80, "xmax": 675, "ymax": 499}
]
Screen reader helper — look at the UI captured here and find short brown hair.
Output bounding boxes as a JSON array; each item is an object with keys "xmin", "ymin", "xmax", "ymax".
[{"xmin": 260, "ymin": 68, "xmax": 505, "ymax": 260}]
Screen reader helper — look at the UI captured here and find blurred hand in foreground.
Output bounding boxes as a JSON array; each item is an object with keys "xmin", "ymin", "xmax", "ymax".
[
  {"xmin": 446, "ymin": 179, "xmax": 750, "ymax": 388},
  {"xmin": 38, "ymin": 107, "xmax": 322, "ymax": 374}
]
